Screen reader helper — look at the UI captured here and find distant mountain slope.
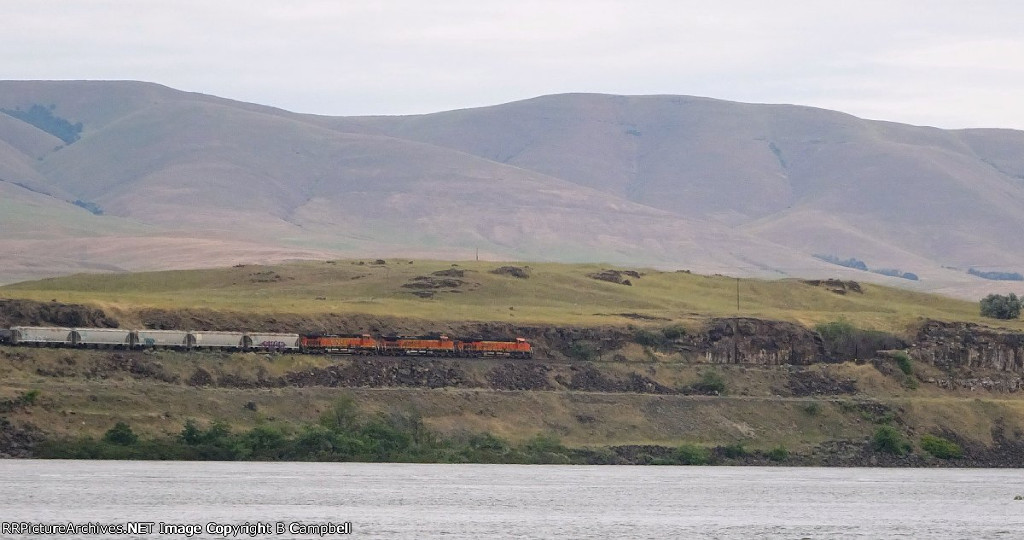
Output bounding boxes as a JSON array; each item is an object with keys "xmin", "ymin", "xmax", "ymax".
[
  {"xmin": 324, "ymin": 94, "xmax": 1024, "ymax": 273},
  {"xmin": 1, "ymin": 81, "xmax": 1023, "ymax": 298}
]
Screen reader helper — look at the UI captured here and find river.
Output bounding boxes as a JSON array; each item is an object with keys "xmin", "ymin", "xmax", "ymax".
[{"xmin": 1, "ymin": 461, "xmax": 1022, "ymax": 538}]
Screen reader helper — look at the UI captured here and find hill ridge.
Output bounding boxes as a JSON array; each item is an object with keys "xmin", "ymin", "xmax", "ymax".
[{"xmin": 1, "ymin": 80, "xmax": 1023, "ymax": 300}]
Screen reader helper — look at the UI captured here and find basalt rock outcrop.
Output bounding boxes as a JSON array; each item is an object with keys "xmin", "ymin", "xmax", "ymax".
[
  {"xmin": 694, "ymin": 318, "xmax": 830, "ymax": 365},
  {"xmin": 911, "ymin": 320, "xmax": 1024, "ymax": 373}
]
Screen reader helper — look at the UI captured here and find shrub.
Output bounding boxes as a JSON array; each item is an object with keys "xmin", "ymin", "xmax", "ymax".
[
  {"xmin": 767, "ymin": 446, "xmax": 789, "ymax": 462},
  {"xmin": 674, "ymin": 444, "xmax": 711, "ymax": 465},
  {"xmin": 524, "ymin": 433, "xmax": 565, "ymax": 454},
  {"xmin": 661, "ymin": 325, "xmax": 687, "ymax": 341},
  {"xmin": 180, "ymin": 419, "xmax": 203, "ymax": 445},
  {"xmin": 872, "ymin": 425, "xmax": 910, "ymax": 455},
  {"xmin": 567, "ymin": 342, "xmax": 598, "ymax": 361},
  {"xmin": 633, "ymin": 325, "xmax": 688, "ymax": 348},
  {"xmin": 691, "ymin": 370, "xmax": 726, "ymax": 395},
  {"xmin": 801, "ymin": 402, "xmax": 822, "ymax": 416},
  {"xmin": 892, "ymin": 351, "xmax": 913, "ymax": 375},
  {"xmin": 103, "ymin": 422, "xmax": 138, "ymax": 446},
  {"xmin": 920, "ymin": 434, "xmax": 963, "ymax": 459},
  {"xmin": 633, "ymin": 329, "xmax": 662, "ymax": 347},
  {"xmin": 721, "ymin": 443, "xmax": 748, "ymax": 459},
  {"xmin": 20, "ymin": 390, "xmax": 40, "ymax": 406},
  {"xmin": 980, "ymin": 293, "xmax": 1022, "ymax": 320},
  {"xmin": 319, "ymin": 396, "xmax": 360, "ymax": 433}
]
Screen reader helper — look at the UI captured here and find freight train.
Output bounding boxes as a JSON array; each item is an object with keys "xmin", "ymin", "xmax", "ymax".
[{"xmin": 0, "ymin": 326, "xmax": 532, "ymax": 358}]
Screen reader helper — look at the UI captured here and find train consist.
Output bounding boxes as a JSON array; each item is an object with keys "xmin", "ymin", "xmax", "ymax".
[{"xmin": 0, "ymin": 326, "xmax": 532, "ymax": 358}]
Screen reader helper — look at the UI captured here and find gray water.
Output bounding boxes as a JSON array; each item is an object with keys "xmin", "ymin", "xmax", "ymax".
[{"xmin": 1, "ymin": 461, "xmax": 1023, "ymax": 539}]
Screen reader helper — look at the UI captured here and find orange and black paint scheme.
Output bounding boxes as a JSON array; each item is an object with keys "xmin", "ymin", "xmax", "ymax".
[{"xmin": 300, "ymin": 334, "xmax": 532, "ymax": 358}]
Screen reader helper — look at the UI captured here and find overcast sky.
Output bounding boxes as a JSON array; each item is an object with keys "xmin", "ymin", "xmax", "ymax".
[{"xmin": 5, "ymin": 1, "xmax": 1024, "ymax": 129}]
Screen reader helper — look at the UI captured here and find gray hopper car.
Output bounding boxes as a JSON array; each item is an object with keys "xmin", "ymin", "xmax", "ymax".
[
  {"xmin": 10, "ymin": 327, "xmax": 77, "ymax": 346},
  {"xmin": 192, "ymin": 332, "xmax": 246, "ymax": 350},
  {"xmin": 136, "ymin": 330, "xmax": 193, "ymax": 349},
  {"xmin": 246, "ymin": 333, "xmax": 301, "ymax": 352},
  {"xmin": 76, "ymin": 328, "xmax": 136, "ymax": 348}
]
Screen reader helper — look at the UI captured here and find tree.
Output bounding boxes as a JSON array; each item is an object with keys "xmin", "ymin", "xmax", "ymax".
[{"xmin": 980, "ymin": 293, "xmax": 1022, "ymax": 320}]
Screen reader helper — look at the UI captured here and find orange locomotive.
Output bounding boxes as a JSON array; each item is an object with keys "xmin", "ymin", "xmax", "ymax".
[
  {"xmin": 381, "ymin": 335, "xmax": 458, "ymax": 356},
  {"xmin": 300, "ymin": 334, "xmax": 380, "ymax": 354},
  {"xmin": 300, "ymin": 333, "xmax": 532, "ymax": 358},
  {"xmin": 458, "ymin": 337, "xmax": 532, "ymax": 358}
]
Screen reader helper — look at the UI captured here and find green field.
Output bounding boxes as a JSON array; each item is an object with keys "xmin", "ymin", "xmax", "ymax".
[{"xmin": 1, "ymin": 259, "xmax": 1016, "ymax": 334}]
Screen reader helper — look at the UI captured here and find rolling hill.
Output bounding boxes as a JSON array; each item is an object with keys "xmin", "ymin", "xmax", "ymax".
[{"xmin": 1, "ymin": 81, "xmax": 1023, "ymax": 299}]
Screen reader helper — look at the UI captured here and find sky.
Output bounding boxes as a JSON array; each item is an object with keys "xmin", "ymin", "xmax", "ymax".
[{"xmin": 5, "ymin": 1, "xmax": 1024, "ymax": 129}]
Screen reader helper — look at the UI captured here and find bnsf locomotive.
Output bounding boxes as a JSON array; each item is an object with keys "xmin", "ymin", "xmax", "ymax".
[
  {"xmin": 0, "ymin": 327, "xmax": 532, "ymax": 358},
  {"xmin": 301, "ymin": 334, "xmax": 532, "ymax": 358}
]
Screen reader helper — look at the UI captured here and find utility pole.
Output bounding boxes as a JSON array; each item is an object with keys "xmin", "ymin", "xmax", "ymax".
[{"xmin": 733, "ymin": 277, "xmax": 740, "ymax": 364}]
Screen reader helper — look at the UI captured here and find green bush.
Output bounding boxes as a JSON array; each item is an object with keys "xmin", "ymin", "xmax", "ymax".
[
  {"xmin": 568, "ymin": 342, "xmax": 598, "ymax": 361},
  {"xmin": 524, "ymin": 433, "xmax": 565, "ymax": 453},
  {"xmin": 631, "ymin": 325, "xmax": 687, "ymax": 348},
  {"xmin": 801, "ymin": 402, "xmax": 822, "ymax": 416},
  {"xmin": 20, "ymin": 390, "xmax": 40, "ymax": 406},
  {"xmin": 767, "ymin": 446, "xmax": 789, "ymax": 462},
  {"xmin": 872, "ymin": 425, "xmax": 911, "ymax": 456},
  {"xmin": 721, "ymin": 443, "xmax": 748, "ymax": 459},
  {"xmin": 815, "ymin": 319, "xmax": 855, "ymax": 343},
  {"xmin": 691, "ymin": 370, "xmax": 726, "ymax": 395},
  {"xmin": 633, "ymin": 329, "xmax": 662, "ymax": 347},
  {"xmin": 674, "ymin": 444, "xmax": 711, "ymax": 465},
  {"xmin": 319, "ymin": 396, "xmax": 360, "ymax": 433},
  {"xmin": 661, "ymin": 325, "xmax": 687, "ymax": 341},
  {"xmin": 893, "ymin": 351, "xmax": 913, "ymax": 375},
  {"xmin": 180, "ymin": 419, "xmax": 203, "ymax": 445},
  {"xmin": 920, "ymin": 434, "xmax": 963, "ymax": 459},
  {"xmin": 980, "ymin": 293, "xmax": 1022, "ymax": 320},
  {"xmin": 103, "ymin": 422, "xmax": 138, "ymax": 446}
]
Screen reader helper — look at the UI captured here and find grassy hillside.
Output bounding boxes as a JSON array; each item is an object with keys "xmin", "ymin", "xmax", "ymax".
[
  {"xmin": 4, "ymin": 346, "xmax": 1024, "ymax": 464},
  {"xmin": 4, "ymin": 260, "xmax": 1024, "ymax": 465},
  {"xmin": 2, "ymin": 260, "xmax": 1017, "ymax": 333}
]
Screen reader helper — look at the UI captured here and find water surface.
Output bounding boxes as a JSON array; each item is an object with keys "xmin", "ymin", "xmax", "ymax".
[{"xmin": 1, "ymin": 461, "xmax": 1022, "ymax": 538}]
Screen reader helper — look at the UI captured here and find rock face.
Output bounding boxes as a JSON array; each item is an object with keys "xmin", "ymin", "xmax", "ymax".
[
  {"xmin": 912, "ymin": 320, "xmax": 1024, "ymax": 372},
  {"xmin": 0, "ymin": 418, "xmax": 42, "ymax": 458},
  {"xmin": 555, "ymin": 365, "xmax": 676, "ymax": 394},
  {"xmin": 695, "ymin": 318, "xmax": 830, "ymax": 365},
  {"xmin": 487, "ymin": 362, "xmax": 552, "ymax": 390},
  {"xmin": 283, "ymin": 358, "xmax": 468, "ymax": 389},
  {"xmin": 0, "ymin": 299, "xmax": 118, "ymax": 328}
]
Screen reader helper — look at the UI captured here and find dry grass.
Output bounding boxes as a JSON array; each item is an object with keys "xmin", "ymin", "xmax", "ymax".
[{"xmin": 3, "ymin": 259, "xmax": 1018, "ymax": 334}]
